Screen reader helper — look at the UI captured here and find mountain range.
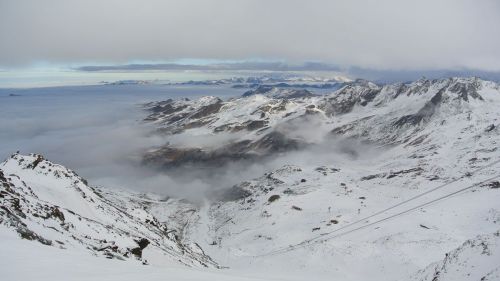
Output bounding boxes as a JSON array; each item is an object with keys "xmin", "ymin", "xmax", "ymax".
[{"xmin": 2, "ymin": 76, "xmax": 500, "ymax": 281}]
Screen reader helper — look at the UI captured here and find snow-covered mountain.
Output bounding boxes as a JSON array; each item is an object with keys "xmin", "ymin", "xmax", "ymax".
[
  {"xmin": 142, "ymin": 77, "xmax": 500, "ymax": 168},
  {"xmin": 0, "ymin": 153, "xmax": 219, "ymax": 268},
  {"xmin": 140, "ymin": 77, "xmax": 500, "ymax": 280},
  {"xmin": 2, "ymin": 77, "xmax": 500, "ymax": 281}
]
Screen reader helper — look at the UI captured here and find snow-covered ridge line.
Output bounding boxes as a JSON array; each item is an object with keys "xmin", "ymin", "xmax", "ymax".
[
  {"xmin": 0, "ymin": 153, "xmax": 219, "ymax": 268},
  {"xmin": 142, "ymin": 77, "xmax": 500, "ymax": 168},
  {"xmin": 412, "ymin": 231, "xmax": 500, "ymax": 281}
]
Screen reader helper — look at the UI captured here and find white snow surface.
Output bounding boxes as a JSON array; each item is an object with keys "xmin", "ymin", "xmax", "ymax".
[{"xmin": 2, "ymin": 77, "xmax": 500, "ymax": 281}]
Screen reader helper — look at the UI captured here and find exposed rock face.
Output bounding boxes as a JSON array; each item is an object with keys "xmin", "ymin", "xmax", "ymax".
[
  {"xmin": 143, "ymin": 145, "xmax": 252, "ymax": 168},
  {"xmin": 243, "ymin": 86, "xmax": 316, "ymax": 99},
  {"xmin": 392, "ymin": 89, "xmax": 444, "ymax": 128},
  {"xmin": 214, "ymin": 119, "xmax": 268, "ymax": 133},
  {"xmin": 143, "ymin": 96, "xmax": 223, "ymax": 132},
  {"xmin": 143, "ymin": 131, "xmax": 304, "ymax": 168},
  {"xmin": 327, "ymin": 77, "xmax": 494, "ymax": 144},
  {"xmin": 130, "ymin": 238, "xmax": 150, "ymax": 258},
  {"xmin": 318, "ymin": 79, "xmax": 381, "ymax": 115}
]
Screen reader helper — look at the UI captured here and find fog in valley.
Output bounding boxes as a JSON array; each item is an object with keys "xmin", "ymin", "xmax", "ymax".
[{"xmin": 0, "ymin": 84, "xmax": 383, "ymax": 202}]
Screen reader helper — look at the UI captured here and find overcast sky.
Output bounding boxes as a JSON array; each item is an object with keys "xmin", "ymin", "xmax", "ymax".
[{"xmin": 1, "ymin": 0, "xmax": 499, "ymax": 71}]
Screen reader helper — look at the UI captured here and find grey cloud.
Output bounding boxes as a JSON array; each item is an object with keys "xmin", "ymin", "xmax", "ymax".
[{"xmin": 1, "ymin": 0, "xmax": 500, "ymax": 71}]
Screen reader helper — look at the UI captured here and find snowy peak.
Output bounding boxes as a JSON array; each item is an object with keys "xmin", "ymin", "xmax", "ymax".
[
  {"xmin": 142, "ymin": 77, "xmax": 500, "ymax": 168},
  {"xmin": 323, "ymin": 77, "xmax": 488, "ymax": 116},
  {"xmin": 0, "ymin": 153, "xmax": 219, "ymax": 268},
  {"xmin": 327, "ymin": 77, "xmax": 500, "ymax": 143},
  {"xmin": 1, "ymin": 154, "xmax": 100, "ymax": 214}
]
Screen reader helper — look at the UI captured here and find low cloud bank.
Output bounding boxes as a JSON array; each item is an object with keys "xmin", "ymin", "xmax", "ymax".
[{"xmin": 0, "ymin": 84, "xmax": 384, "ymax": 203}]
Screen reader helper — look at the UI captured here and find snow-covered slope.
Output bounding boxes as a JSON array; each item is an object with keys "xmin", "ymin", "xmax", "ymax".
[
  {"xmin": 412, "ymin": 231, "xmax": 500, "ymax": 281},
  {"xmin": 0, "ymin": 153, "xmax": 218, "ymax": 268},
  {"xmin": 143, "ymin": 77, "xmax": 500, "ymax": 168},
  {"xmin": 2, "ymin": 77, "xmax": 500, "ymax": 281},
  {"xmin": 139, "ymin": 77, "xmax": 500, "ymax": 280},
  {"xmin": 0, "ymin": 226, "xmax": 270, "ymax": 281}
]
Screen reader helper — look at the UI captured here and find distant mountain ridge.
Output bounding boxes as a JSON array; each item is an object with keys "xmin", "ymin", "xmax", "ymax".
[{"xmin": 142, "ymin": 77, "xmax": 500, "ymax": 168}]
